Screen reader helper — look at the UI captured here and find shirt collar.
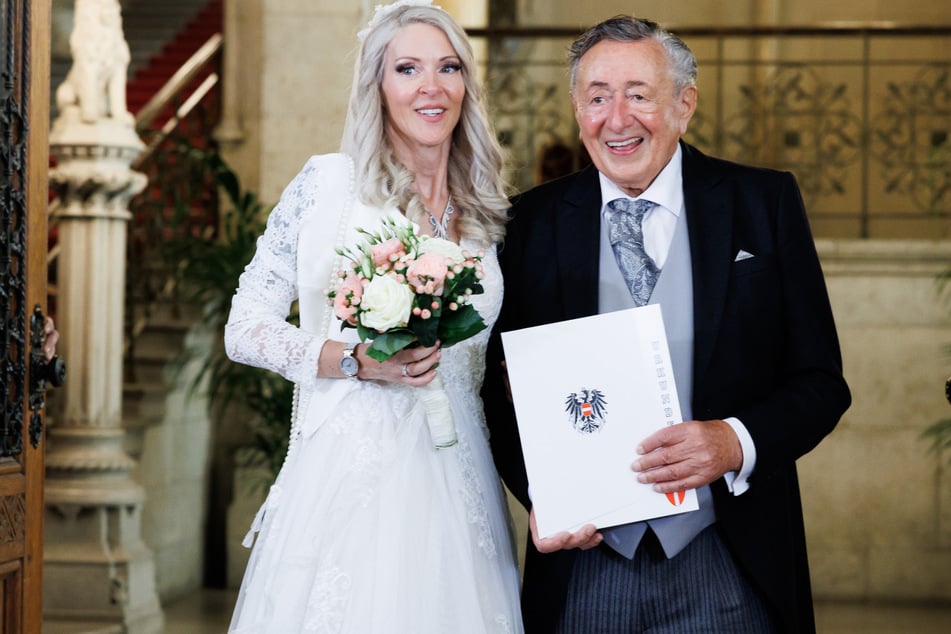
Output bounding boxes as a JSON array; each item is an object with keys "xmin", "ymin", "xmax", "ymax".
[{"xmin": 599, "ymin": 144, "xmax": 683, "ymax": 216}]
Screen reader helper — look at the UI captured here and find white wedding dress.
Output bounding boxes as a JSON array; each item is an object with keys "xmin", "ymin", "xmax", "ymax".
[{"xmin": 225, "ymin": 155, "xmax": 523, "ymax": 633}]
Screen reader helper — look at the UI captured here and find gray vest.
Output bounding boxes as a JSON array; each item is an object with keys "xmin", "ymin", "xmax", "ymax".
[{"xmin": 599, "ymin": 206, "xmax": 716, "ymax": 559}]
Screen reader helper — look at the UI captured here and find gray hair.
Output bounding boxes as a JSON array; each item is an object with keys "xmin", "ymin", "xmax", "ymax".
[
  {"xmin": 568, "ymin": 16, "xmax": 697, "ymax": 96},
  {"xmin": 341, "ymin": 5, "xmax": 509, "ymax": 243}
]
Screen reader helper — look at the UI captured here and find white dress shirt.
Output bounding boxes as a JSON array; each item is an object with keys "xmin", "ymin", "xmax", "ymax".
[{"xmin": 597, "ymin": 146, "xmax": 756, "ymax": 495}]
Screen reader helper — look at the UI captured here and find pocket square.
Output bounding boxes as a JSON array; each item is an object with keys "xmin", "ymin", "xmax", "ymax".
[{"xmin": 734, "ymin": 249, "xmax": 755, "ymax": 262}]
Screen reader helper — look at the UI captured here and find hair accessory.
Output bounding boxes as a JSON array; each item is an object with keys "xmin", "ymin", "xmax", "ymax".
[{"xmin": 357, "ymin": 0, "xmax": 440, "ymax": 42}]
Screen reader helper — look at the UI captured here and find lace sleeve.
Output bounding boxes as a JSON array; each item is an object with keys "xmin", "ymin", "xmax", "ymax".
[{"xmin": 224, "ymin": 157, "xmax": 326, "ymax": 388}]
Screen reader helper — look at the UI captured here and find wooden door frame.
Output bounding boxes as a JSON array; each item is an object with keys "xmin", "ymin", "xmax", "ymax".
[{"xmin": 25, "ymin": 0, "xmax": 51, "ymax": 631}]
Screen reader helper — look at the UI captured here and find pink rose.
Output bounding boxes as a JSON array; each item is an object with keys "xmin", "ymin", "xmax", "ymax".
[
  {"xmin": 333, "ymin": 273, "xmax": 363, "ymax": 325},
  {"xmin": 406, "ymin": 252, "xmax": 448, "ymax": 296},
  {"xmin": 370, "ymin": 237, "xmax": 405, "ymax": 269}
]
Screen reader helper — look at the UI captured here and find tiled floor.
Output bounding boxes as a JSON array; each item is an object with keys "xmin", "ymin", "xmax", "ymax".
[
  {"xmin": 165, "ymin": 589, "xmax": 951, "ymax": 633},
  {"xmin": 165, "ymin": 589, "xmax": 234, "ymax": 633},
  {"xmin": 813, "ymin": 600, "xmax": 951, "ymax": 633}
]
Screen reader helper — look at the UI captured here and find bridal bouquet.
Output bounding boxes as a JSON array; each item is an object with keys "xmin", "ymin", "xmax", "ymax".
[{"xmin": 326, "ymin": 215, "xmax": 487, "ymax": 447}]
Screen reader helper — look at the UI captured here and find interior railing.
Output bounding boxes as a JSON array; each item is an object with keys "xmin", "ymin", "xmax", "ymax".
[
  {"xmin": 123, "ymin": 34, "xmax": 223, "ymax": 380},
  {"xmin": 132, "ymin": 33, "xmax": 222, "ymax": 170},
  {"xmin": 469, "ymin": 23, "xmax": 951, "ymax": 240}
]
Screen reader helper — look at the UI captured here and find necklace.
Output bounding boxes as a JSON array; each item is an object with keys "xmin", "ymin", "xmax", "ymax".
[{"xmin": 428, "ymin": 195, "xmax": 454, "ymax": 240}]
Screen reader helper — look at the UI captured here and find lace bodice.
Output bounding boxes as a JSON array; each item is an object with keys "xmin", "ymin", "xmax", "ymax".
[
  {"xmin": 224, "ymin": 155, "xmax": 503, "ymax": 406},
  {"xmin": 437, "ymin": 237, "xmax": 502, "ymax": 411}
]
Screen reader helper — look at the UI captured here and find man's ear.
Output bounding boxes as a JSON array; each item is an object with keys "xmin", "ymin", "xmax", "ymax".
[{"xmin": 678, "ymin": 85, "xmax": 698, "ymax": 134}]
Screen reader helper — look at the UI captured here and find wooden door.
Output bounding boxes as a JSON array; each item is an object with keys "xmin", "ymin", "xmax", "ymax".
[{"xmin": 1, "ymin": 0, "xmax": 51, "ymax": 632}]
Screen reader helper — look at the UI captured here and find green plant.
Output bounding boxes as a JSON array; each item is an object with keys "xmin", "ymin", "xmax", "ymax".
[
  {"xmin": 161, "ymin": 146, "xmax": 293, "ymax": 479},
  {"xmin": 919, "ymin": 134, "xmax": 951, "ymax": 464},
  {"xmin": 923, "ymin": 416, "xmax": 951, "ymax": 460},
  {"xmin": 923, "ymin": 269, "xmax": 951, "ymax": 465}
]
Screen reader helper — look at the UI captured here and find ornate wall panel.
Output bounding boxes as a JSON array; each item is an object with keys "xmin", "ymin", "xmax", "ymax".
[
  {"xmin": 1, "ymin": 0, "xmax": 28, "ymax": 459},
  {"xmin": 473, "ymin": 26, "xmax": 951, "ymax": 239}
]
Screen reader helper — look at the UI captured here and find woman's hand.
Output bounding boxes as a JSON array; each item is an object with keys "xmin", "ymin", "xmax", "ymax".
[
  {"xmin": 357, "ymin": 342, "xmax": 441, "ymax": 385},
  {"xmin": 529, "ymin": 507, "xmax": 602, "ymax": 553},
  {"xmin": 43, "ymin": 317, "xmax": 60, "ymax": 362}
]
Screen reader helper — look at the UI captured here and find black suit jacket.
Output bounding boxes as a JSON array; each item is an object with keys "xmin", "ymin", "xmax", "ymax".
[{"xmin": 482, "ymin": 142, "xmax": 851, "ymax": 633}]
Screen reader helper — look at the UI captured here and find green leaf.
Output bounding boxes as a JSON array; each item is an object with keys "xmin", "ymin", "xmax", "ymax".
[
  {"xmin": 438, "ymin": 304, "xmax": 486, "ymax": 347},
  {"xmin": 366, "ymin": 330, "xmax": 416, "ymax": 361},
  {"xmin": 922, "ymin": 417, "xmax": 951, "ymax": 453},
  {"xmin": 357, "ymin": 323, "xmax": 375, "ymax": 342},
  {"xmin": 411, "ymin": 308, "xmax": 441, "ymax": 347}
]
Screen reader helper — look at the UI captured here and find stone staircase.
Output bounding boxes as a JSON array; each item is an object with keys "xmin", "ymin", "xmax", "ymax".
[
  {"xmin": 122, "ymin": 304, "xmax": 202, "ymax": 459},
  {"xmin": 126, "ymin": 0, "xmax": 224, "ymax": 122}
]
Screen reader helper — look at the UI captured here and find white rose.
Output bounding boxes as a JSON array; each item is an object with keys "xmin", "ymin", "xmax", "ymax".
[
  {"xmin": 418, "ymin": 237, "xmax": 465, "ymax": 264},
  {"xmin": 360, "ymin": 274, "xmax": 414, "ymax": 331}
]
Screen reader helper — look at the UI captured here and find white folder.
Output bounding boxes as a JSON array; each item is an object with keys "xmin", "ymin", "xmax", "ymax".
[{"xmin": 501, "ymin": 305, "xmax": 699, "ymax": 538}]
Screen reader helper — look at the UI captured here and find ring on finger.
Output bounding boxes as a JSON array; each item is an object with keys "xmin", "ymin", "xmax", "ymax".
[{"xmin": 401, "ymin": 363, "xmax": 410, "ymax": 378}]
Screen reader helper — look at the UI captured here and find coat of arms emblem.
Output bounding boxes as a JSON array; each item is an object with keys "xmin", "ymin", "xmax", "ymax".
[{"xmin": 565, "ymin": 388, "xmax": 608, "ymax": 434}]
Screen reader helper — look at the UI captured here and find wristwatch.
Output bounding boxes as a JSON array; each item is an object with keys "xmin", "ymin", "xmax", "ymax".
[{"xmin": 340, "ymin": 343, "xmax": 360, "ymax": 378}]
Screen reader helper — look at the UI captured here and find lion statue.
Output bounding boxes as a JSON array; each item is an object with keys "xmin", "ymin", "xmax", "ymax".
[{"xmin": 55, "ymin": 0, "xmax": 134, "ymax": 125}]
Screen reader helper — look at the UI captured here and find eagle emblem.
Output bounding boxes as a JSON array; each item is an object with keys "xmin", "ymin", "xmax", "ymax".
[{"xmin": 565, "ymin": 388, "xmax": 608, "ymax": 434}]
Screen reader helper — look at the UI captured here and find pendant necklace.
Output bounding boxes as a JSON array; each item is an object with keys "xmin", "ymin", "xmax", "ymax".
[{"xmin": 428, "ymin": 195, "xmax": 454, "ymax": 240}]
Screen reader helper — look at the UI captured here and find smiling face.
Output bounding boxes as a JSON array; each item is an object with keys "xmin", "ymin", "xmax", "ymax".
[
  {"xmin": 380, "ymin": 22, "xmax": 466, "ymax": 164},
  {"xmin": 571, "ymin": 38, "xmax": 696, "ymax": 197}
]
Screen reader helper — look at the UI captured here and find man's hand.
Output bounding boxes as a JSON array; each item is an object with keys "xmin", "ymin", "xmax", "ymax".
[
  {"xmin": 631, "ymin": 419, "xmax": 742, "ymax": 493},
  {"xmin": 529, "ymin": 507, "xmax": 602, "ymax": 553}
]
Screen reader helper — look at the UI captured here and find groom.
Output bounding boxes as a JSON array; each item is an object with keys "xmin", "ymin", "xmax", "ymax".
[{"xmin": 482, "ymin": 15, "xmax": 851, "ymax": 633}]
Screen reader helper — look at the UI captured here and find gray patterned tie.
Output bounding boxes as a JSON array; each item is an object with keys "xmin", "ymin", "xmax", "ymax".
[{"xmin": 607, "ymin": 198, "xmax": 659, "ymax": 306}]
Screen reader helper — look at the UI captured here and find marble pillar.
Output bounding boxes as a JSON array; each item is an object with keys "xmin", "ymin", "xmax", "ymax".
[{"xmin": 43, "ymin": 0, "xmax": 162, "ymax": 631}]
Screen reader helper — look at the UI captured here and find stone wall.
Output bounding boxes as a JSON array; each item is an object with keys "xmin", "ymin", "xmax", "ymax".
[
  {"xmin": 137, "ymin": 326, "xmax": 214, "ymax": 600},
  {"xmin": 804, "ymin": 240, "xmax": 951, "ymax": 601}
]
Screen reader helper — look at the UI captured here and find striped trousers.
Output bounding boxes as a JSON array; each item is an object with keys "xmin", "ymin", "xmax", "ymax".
[{"xmin": 555, "ymin": 526, "xmax": 778, "ymax": 633}]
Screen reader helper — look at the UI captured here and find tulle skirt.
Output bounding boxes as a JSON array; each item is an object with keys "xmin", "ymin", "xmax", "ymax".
[{"xmin": 229, "ymin": 379, "xmax": 524, "ymax": 633}]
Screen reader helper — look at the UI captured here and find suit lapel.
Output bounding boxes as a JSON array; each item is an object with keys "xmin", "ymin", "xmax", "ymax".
[
  {"xmin": 550, "ymin": 148, "xmax": 733, "ymax": 380},
  {"xmin": 556, "ymin": 165, "xmax": 603, "ymax": 319},
  {"xmin": 681, "ymin": 143, "xmax": 732, "ymax": 385}
]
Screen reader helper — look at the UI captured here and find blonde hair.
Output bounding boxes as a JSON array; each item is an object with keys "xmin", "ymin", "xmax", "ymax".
[{"xmin": 341, "ymin": 5, "xmax": 509, "ymax": 243}]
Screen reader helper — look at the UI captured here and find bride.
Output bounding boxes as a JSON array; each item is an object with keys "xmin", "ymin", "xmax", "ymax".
[{"xmin": 223, "ymin": 2, "xmax": 523, "ymax": 632}]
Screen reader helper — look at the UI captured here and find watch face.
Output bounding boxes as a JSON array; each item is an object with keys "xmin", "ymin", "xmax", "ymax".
[{"xmin": 340, "ymin": 355, "xmax": 359, "ymax": 377}]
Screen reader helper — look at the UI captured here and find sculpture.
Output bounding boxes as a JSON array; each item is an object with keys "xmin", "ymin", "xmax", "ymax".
[{"xmin": 54, "ymin": 0, "xmax": 134, "ymax": 125}]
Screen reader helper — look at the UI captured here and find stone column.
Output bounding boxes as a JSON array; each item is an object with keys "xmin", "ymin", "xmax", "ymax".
[{"xmin": 43, "ymin": 0, "xmax": 162, "ymax": 632}]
